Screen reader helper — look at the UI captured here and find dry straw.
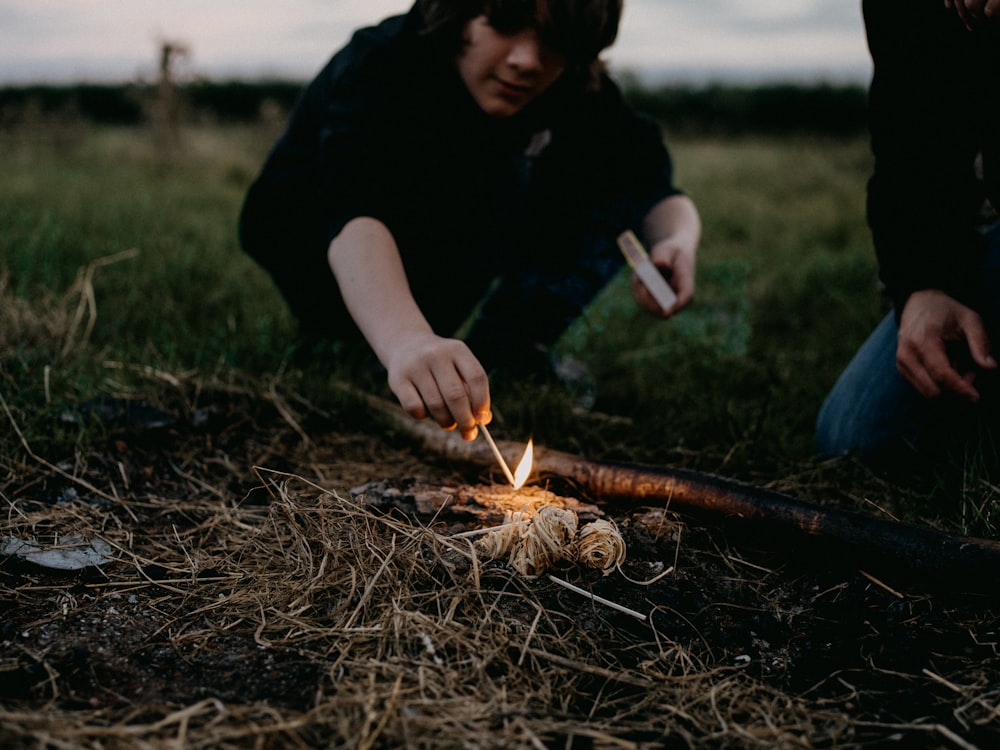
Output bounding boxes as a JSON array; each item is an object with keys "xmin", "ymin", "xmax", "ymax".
[{"xmin": 2, "ymin": 460, "xmax": 862, "ymax": 748}]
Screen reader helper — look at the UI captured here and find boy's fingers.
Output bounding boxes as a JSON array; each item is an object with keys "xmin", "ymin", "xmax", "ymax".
[
  {"xmin": 393, "ymin": 380, "xmax": 427, "ymax": 421},
  {"xmin": 961, "ymin": 319, "xmax": 996, "ymax": 370}
]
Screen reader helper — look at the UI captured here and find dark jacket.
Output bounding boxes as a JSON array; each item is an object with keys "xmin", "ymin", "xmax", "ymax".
[
  {"xmin": 239, "ymin": 5, "xmax": 680, "ymax": 339},
  {"xmin": 863, "ymin": 0, "xmax": 1000, "ymax": 315}
]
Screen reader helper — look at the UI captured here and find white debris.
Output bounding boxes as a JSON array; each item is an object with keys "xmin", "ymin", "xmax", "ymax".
[{"xmin": 1, "ymin": 534, "xmax": 114, "ymax": 570}]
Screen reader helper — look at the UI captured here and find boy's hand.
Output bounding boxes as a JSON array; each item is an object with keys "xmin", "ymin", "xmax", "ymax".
[
  {"xmin": 632, "ymin": 237, "xmax": 696, "ymax": 317},
  {"xmin": 634, "ymin": 193, "xmax": 700, "ymax": 317},
  {"xmin": 384, "ymin": 332, "xmax": 492, "ymax": 441}
]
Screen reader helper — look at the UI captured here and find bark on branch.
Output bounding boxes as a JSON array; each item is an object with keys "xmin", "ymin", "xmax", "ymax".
[{"xmin": 364, "ymin": 391, "xmax": 1000, "ymax": 584}]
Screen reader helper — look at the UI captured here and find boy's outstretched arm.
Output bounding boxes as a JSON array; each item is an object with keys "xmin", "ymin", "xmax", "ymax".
[
  {"xmin": 327, "ymin": 216, "xmax": 491, "ymax": 440},
  {"xmin": 633, "ymin": 194, "xmax": 701, "ymax": 317}
]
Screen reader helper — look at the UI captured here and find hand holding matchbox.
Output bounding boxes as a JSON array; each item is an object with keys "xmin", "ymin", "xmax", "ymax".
[{"xmin": 617, "ymin": 230, "xmax": 678, "ymax": 312}]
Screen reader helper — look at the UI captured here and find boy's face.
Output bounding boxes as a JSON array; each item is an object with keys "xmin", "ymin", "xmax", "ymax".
[{"xmin": 456, "ymin": 15, "xmax": 568, "ymax": 117}]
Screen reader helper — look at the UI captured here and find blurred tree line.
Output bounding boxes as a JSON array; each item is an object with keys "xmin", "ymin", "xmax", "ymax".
[
  {"xmin": 619, "ymin": 78, "xmax": 867, "ymax": 137},
  {"xmin": 0, "ymin": 78, "xmax": 867, "ymax": 136}
]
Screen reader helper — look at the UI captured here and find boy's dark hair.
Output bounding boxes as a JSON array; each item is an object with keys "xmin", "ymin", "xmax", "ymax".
[{"xmin": 418, "ymin": 0, "xmax": 623, "ymax": 90}]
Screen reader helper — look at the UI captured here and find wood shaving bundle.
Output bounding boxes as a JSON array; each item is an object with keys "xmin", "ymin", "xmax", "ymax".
[
  {"xmin": 474, "ymin": 507, "xmax": 626, "ymax": 577},
  {"xmin": 472, "ymin": 511, "xmax": 530, "ymax": 559},
  {"xmin": 575, "ymin": 518, "xmax": 627, "ymax": 574},
  {"xmin": 510, "ymin": 506, "xmax": 578, "ymax": 576}
]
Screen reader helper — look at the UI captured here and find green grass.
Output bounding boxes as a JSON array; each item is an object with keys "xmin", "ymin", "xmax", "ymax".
[{"xmin": 2, "ymin": 121, "xmax": 998, "ymax": 538}]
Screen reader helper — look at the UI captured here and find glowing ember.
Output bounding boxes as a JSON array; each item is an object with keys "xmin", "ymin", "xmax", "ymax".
[{"xmin": 512, "ymin": 438, "xmax": 533, "ymax": 490}]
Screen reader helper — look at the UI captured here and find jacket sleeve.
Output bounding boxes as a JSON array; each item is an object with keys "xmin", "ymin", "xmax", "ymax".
[
  {"xmin": 863, "ymin": 0, "xmax": 987, "ymax": 314},
  {"xmin": 238, "ymin": 15, "xmax": 415, "ymax": 267}
]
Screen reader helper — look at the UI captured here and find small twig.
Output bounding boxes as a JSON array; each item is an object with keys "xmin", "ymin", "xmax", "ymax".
[
  {"xmin": 62, "ymin": 248, "xmax": 140, "ymax": 356},
  {"xmin": 251, "ymin": 466, "xmax": 280, "ymax": 502},
  {"xmin": 859, "ymin": 569, "xmax": 905, "ymax": 599},
  {"xmin": 547, "ymin": 574, "xmax": 647, "ymax": 621},
  {"xmin": 102, "ymin": 360, "xmax": 186, "ymax": 388},
  {"xmin": 922, "ymin": 668, "xmax": 966, "ymax": 695},
  {"xmin": 923, "ymin": 668, "xmax": 999, "ymax": 727},
  {"xmin": 934, "ymin": 723, "xmax": 980, "ymax": 750},
  {"xmin": 517, "ymin": 606, "xmax": 544, "ymax": 667},
  {"xmin": 524, "ymin": 646, "xmax": 656, "ymax": 689},
  {"xmin": 268, "ymin": 382, "xmax": 310, "ymax": 448},
  {"xmin": 726, "ymin": 555, "xmax": 776, "ymax": 575}
]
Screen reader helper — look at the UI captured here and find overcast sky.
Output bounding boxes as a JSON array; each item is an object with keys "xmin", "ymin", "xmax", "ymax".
[{"xmin": 0, "ymin": 0, "xmax": 871, "ymax": 85}]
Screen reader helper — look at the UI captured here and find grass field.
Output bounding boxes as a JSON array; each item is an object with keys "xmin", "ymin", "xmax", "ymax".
[{"xmin": 2, "ymin": 119, "xmax": 997, "ymax": 540}]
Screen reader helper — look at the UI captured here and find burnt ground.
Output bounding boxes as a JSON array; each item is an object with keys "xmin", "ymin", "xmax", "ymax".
[{"xmin": 2, "ymin": 386, "xmax": 999, "ymax": 748}]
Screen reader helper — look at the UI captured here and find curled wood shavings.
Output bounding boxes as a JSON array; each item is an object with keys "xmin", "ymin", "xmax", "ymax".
[
  {"xmin": 474, "ymin": 507, "xmax": 626, "ymax": 577},
  {"xmin": 472, "ymin": 511, "xmax": 530, "ymax": 559},
  {"xmin": 510, "ymin": 506, "xmax": 579, "ymax": 576},
  {"xmin": 575, "ymin": 519, "xmax": 627, "ymax": 574}
]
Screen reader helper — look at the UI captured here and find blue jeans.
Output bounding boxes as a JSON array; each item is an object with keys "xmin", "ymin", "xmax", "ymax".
[{"xmin": 816, "ymin": 222, "xmax": 1000, "ymax": 460}]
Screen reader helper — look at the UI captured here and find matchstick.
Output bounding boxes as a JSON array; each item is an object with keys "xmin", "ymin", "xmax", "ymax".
[
  {"xmin": 547, "ymin": 575, "xmax": 647, "ymax": 621},
  {"xmin": 479, "ymin": 423, "xmax": 517, "ymax": 487}
]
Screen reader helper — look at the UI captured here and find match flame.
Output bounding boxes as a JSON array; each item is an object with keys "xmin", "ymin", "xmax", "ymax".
[{"xmin": 512, "ymin": 438, "xmax": 533, "ymax": 490}]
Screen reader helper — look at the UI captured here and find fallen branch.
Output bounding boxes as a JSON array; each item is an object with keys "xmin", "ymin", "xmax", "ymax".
[
  {"xmin": 362, "ymin": 391, "xmax": 1000, "ymax": 584},
  {"xmin": 527, "ymin": 448, "xmax": 1000, "ymax": 581}
]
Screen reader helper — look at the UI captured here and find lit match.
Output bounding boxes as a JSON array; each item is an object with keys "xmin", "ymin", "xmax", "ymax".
[
  {"xmin": 479, "ymin": 423, "xmax": 515, "ymax": 486},
  {"xmin": 479, "ymin": 424, "xmax": 533, "ymax": 490}
]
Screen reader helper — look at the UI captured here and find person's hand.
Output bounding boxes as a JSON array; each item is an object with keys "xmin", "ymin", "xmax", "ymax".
[
  {"xmin": 631, "ymin": 237, "xmax": 696, "ymax": 317},
  {"xmin": 945, "ymin": 0, "xmax": 1000, "ymax": 30},
  {"xmin": 897, "ymin": 289, "xmax": 997, "ymax": 401},
  {"xmin": 383, "ymin": 332, "xmax": 492, "ymax": 441}
]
